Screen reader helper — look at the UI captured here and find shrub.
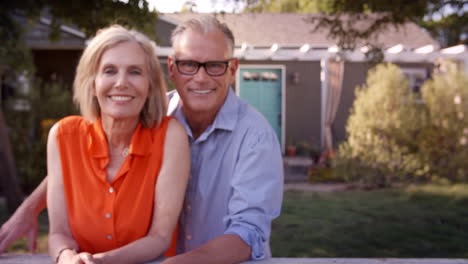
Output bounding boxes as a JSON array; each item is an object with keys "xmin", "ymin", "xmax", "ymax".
[
  {"xmin": 334, "ymin": 62, "xmax": 467, "ymax": 186},
  {"xmin": 5, "ymin": 79, "xmax": 77, "ymax": 192},
  {"xmin": 418, "ymin": 62, "xmax": 468, "ymax": 182}
]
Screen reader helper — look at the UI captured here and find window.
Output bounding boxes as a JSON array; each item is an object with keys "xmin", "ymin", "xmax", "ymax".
[{"xmin": 400, "ymin": 68, "xmax": 428, "ymax": 94}]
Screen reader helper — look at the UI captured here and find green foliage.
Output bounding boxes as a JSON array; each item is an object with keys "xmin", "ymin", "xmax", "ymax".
[
  {"xmin": 242, "ymin": 0, "xmax": 467, "ymax": 50},
  {"xmin": 418, "ymin": 62, "xmax": 468, "ymax": 182},
  {"xmin": 307, "ymin": 168, "xmax": 343, "ymax": 183},
  {"xmin": 420, "ymin": 13, "xmax": 468, "ymax": 46},
  {"xmin": 334, "ymin": 62, "xmax": 468, "ymax": 186},
  {"xmin": 1, "ymin": 0, "xmax": 158, "ymax": 74},
  {"xmin": 245, "ymin": 0, "xmax": 325, "ymax": 13},
  {"xmin": 335, "ymin": 63, "xmax": 419, "ymax": 185},
  {"xmin": 43, "ymin": 0, "xmax": 158, "ymax": 39},
  {"xmin": 5, "ymin": 80, "xmax": 77, "ymax": 192}
]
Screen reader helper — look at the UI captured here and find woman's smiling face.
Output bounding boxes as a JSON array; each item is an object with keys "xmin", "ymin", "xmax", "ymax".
[{"xmin": 94, "ymin": 40, "xmax": 150, "ymax": 122}]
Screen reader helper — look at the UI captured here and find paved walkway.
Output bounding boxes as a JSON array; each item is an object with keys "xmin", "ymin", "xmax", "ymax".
[{"xmin": 284, "ymin": 183, "xmax": 351, "ymax": 192}]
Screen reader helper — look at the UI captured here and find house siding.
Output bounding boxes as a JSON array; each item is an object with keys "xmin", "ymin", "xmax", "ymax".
[
  {"xmin": 237, "ymin": 60, "xmax": 322, "ymax": 148},
  {"xmin": 154, "ymin": 20, "xmax": 177, "ymax": 46}
]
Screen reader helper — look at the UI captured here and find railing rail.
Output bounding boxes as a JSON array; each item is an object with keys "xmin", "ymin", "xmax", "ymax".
[{"xmin": 1, "ymin": 254, "xmax": 468, "ymax": 264}]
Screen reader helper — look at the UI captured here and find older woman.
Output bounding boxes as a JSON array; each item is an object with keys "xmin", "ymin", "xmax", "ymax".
[{"xmin": 47, "ymin": 25, "xmax": 190, "ymax": 264}]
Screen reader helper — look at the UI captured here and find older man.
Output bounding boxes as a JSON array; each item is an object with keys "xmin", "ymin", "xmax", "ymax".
[{"xmin": 0, "ymin": 16, "xmax": 283, "ymax": 264}]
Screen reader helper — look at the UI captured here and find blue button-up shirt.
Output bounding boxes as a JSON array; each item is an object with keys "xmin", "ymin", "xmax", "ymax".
[{"xmin": 167, "ymin": 88, "xmax": 284, "ymax": 260}]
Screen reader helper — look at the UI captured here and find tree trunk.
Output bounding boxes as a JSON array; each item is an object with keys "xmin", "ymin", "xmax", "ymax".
[{"xmin": 0, "ymin": 109, "xmax": 23, "ymax": 213}]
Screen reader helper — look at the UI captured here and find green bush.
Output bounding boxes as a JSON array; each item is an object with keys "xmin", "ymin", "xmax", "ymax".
[
  {"xmin": 334, "ymin": 62, "xmax": 468, "ymax": 186},
  {"xmin": 5, "ymin": 80, "xmax": 77, "ymax": 192},
  {"xmin": 418, "ymin": 63, "xmax": 468, "ymax": 182}
]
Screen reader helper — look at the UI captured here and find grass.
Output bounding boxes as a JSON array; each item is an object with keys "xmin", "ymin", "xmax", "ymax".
[
  {"xmin": 271, "ymin": 184, "xmax": 468, "ymax": 258},
  {"xmin": 1, "ymin": 184, "xmax": 468, "ymax": 257}
]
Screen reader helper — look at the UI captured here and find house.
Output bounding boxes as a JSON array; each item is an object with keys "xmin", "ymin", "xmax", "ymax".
[
  {"xmin": 1, "ymin": 16, "xmax": 85, "ymax": 110},
  {"xmin": 157, "ymin": 13, "xmax": 447, "ymax": 153},
  {"xmin": 6, "ymin": 12, "xmax": 467, "ymax": 154}
]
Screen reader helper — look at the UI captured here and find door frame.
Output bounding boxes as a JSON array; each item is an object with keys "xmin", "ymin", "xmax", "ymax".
[{"xmin": 235, "ymin": 64, "xmax": 286, "ymax": 153}]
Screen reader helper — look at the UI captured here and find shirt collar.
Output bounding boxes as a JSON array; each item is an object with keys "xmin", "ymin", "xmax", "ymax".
[{"xmin": 169, "ymin": 88, "xmax": 239, "ymax": 140}]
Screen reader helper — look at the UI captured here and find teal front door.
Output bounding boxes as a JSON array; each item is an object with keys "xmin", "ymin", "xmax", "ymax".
[{"xmin": 238, "ymin": 67, "xmax": 283, "ymax": 142}]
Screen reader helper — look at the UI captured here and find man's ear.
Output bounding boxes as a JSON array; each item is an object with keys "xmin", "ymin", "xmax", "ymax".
[
  {"xmin": 168, "ymin": 56, "xmax": 175, "ymax": 81},
  {"xmin": 228, "ymin": 58, "xmax": 239, "ymax": 85}
]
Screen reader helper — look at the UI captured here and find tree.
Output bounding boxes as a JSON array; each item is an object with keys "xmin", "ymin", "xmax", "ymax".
[
  {"xmin": 421, "ymin": 13, "xmax": 468, "ymax": 46},
  {"xmin": 181, "ymin": 1, "xmax": 198, "ymax": 12},
  {"xmin": 0, "ymin": 0, "xmax": 158, "ymax": 212},
  {"xmin": 241, "ymin": 0, "xmax": 467, "ymax": 49},
  {"xmin": 244, "ymin": 0, "xmax": 324, "ymax": 13},
  {"xmin": 1, "ymin": 0, "xmax": 158, "ymax": 76}
]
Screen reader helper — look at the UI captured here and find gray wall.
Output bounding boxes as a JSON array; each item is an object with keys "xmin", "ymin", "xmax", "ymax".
[
  {"xmin": 333, "ymin": 61, "xmax": 370, "ymax": 145},
  {"xmin": 154, "ymin": 20, "xmax": 176, "ymax": 46},
  {"xmin": 237, "ymin": 60, "xmax": 322, "ymax": 149}
]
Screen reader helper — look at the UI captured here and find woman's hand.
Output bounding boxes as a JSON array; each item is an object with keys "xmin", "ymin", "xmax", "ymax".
[
  {"xmin": 79, "ymin": 252, "xmax": 103, "ymax": 264},
  {"xmin": 56, "ymin": 249, "xmax": 81, "ymax": 264}
]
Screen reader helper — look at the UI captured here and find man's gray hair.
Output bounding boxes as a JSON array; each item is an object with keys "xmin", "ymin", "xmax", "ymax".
[{"xmin": 171, "ymin": 16, "xmax": 235, "ymax": 56}]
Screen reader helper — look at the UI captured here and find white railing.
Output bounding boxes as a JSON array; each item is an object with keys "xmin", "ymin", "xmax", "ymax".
[{"xmin": 1, "ymin": 254, "xmax": 468, "ymax": 264}]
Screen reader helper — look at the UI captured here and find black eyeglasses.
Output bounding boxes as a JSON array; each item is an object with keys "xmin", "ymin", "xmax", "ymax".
[{"xmin": 175, "ymin": 59, "xmax": 231, "ymax": 76}]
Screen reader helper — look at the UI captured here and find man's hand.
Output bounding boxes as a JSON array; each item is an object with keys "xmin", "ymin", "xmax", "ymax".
[
  {"xmin": 161, "ymin": 234, "xmax": 251, "ymax": 264},
  {"xmin": 0, "ymin": 205, "xmax": 39, "ymax": 253},
  {"xmin": 0, "ymin": 177, "xmax": 47, "ymax": 253}
]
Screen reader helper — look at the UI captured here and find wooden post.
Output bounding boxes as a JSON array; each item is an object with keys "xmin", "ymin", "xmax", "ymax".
[{"xmin": 0, "ymin": 109, "xmax": 23, "ymax": 213}]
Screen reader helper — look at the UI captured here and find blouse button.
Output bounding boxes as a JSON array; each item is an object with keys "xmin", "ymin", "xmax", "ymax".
[
  {"xmin": 107, "ymin": 235, "xmax": 113, "ymax": 240},
  {"xmin": 105, "ymin": 213, "xmax": 111, "ymax": 219},
  {"xmin": 108, "ymin": 187, "xmax": 114, "ymax": 193}
]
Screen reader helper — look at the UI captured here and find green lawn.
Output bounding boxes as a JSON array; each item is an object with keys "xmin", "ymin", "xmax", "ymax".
[
  {"xmin": 271, "ymin": 184, "xmax": 468, "ymax": 258},
  {"xmin": 1, "ymin": 184, "xmax": 468, "ymax": 257}
]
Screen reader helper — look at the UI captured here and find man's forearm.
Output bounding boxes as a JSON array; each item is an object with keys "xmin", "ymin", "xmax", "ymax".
[
  {"xmin": 162, "ymin": 234, "xmax": 251, "ymax": 264},
  {"xmin": 23, "ymin": 176, "xmax": 48, "ymax": 215},
  {"xmin": 0, "ymin": 176, "xmax": 48, "ymax": 252}
]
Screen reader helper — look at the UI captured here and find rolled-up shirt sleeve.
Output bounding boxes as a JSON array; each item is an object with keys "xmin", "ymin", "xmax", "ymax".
[{"xmin": 224, "ymin": 128, "xmax": 284, "ymax": 260}]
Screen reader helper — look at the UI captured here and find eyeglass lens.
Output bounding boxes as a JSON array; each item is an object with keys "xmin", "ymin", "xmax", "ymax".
[{"xmin": 176, "ymin": 60, "xmax": 229, "ymax": 76}]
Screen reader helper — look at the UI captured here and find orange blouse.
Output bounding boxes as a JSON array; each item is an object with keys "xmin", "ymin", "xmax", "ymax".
[{"xmin": 56, "ymin": 116, "xmax": 176, "ymax": 256}]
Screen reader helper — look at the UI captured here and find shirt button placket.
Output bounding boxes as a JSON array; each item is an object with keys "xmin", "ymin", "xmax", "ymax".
[{"xmin": 106, "ymin": 186, "xmax": 116, "ymax": 244}]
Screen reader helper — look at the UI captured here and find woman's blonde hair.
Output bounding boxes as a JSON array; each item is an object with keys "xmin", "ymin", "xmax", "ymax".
[{"xmin": 73, "ymin": 24, "xmax": 167, "ymax": 127}]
